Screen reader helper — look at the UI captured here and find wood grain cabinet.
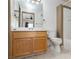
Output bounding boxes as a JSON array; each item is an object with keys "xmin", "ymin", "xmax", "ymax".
[
  {"xmin": 12, "ymin": 38, "xmax": 33, "ymax": 56},
  {"xmin": 12, "ymin": 31, "xmax": 47, "ymax": 57},
  {"xmin": 33, "ymin": 37, "xmax": 47, "ymax": 53}
]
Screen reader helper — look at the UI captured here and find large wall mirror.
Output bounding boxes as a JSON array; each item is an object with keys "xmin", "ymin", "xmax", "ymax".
[{"xmin": 11, "ymin": 0, "xmax": 43, "ymax": 29}]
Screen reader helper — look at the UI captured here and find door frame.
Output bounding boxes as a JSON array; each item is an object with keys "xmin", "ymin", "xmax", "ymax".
[
  {"xmin": 56, "ymin": 4, "xmax": 71, "ymax": 46},
  {"xmin": 8, "ymin": 0, "xmax": 13, "ymax": 59}
]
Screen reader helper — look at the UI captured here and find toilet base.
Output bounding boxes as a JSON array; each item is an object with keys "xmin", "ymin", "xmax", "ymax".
[{"xmin": 54, "ymin": 45, "xmax": 61, "ymax": 55}]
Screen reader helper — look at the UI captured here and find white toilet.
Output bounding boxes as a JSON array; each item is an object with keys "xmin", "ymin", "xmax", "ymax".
[
  {"xmin": 49, "ymin": 37, "xmax": 62, "ymax": 54},
  {"xmin": 47, "ymin": 31, "xmax": 62, "ymax": 54}
]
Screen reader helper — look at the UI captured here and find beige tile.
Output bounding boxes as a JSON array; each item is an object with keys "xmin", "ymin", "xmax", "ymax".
[{"xmin": 15, "ymin": 47, "xmax": 71, "ymax": 59}]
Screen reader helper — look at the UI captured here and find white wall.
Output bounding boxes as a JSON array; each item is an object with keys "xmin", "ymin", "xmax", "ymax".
[{"xmin": 41, "ymin": 0, "xmax": 64, "ymax": 38}]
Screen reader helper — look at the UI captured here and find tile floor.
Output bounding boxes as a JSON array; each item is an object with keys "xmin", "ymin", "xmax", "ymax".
[{"xmin": 15, "ymin": 46, "xmax": 71, "ymax": 59}]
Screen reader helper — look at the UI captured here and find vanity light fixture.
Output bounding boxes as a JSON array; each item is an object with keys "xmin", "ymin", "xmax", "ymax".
[
  {"xmin": 36, "ymin": 1, "xmax": 40, "ymax": 4},
  {"xmin": 32, "ymin": 0, "xmax": 41, "ymax": 2},
  {"xmin": 32, "ymin": 0, "xmax": 36, "ymax": 3},
  {"xmin": 37, "ymin": 0, "xmax": 41, "ymax": 2},
  {"xmin": 32, "ymin": 0, "xmax": 41, "ymax": 4}
]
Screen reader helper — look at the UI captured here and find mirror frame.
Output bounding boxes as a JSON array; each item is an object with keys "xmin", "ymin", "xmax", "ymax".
[{"xmin": 22, "ymin": 11, "xmax": 35, "ymax": 28}]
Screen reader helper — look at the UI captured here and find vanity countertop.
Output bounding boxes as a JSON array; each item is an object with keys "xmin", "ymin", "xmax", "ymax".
[{"xmin": 11, "ymin": 28, "xmax": 47, "ymax": 31}]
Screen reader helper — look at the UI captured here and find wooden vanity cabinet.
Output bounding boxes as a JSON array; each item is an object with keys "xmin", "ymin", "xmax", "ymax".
[
  {"xmin": 33, "ymin": 37, "xmax": 47, "ymax": 53},
  {"xmin": 12, "ymin": 38, "xmax": 33, "ymax": 56},
  {"xmin": 12, "ymin": 31, "xmax": 47, "ymax": 57}
]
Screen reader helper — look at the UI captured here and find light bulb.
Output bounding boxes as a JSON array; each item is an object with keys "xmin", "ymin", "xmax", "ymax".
[{"xmin": 32, "ymin": 1, "xmax": 36, "ymax": 3}]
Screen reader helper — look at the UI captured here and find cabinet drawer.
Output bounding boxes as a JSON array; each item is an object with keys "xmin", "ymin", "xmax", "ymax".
[
  {"xmin": 12, "ymin": 31, "xmax": 47, "ymax": 38},
  {"xmin": 35, "ymin": 32, "xmax": 47, "ymax": 37},
  {"xmin": 12, "ymin": 32, "xmax": 36, "ymax": 38}
]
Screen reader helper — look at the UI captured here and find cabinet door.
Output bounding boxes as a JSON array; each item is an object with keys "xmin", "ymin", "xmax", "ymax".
[
  {"xmin": 33, "ymin": 37, "xmax": 47, "ymax": 53},
  {"xmin": 12, "ymin": 38, "xmax": 33, "ymax": 56}
]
